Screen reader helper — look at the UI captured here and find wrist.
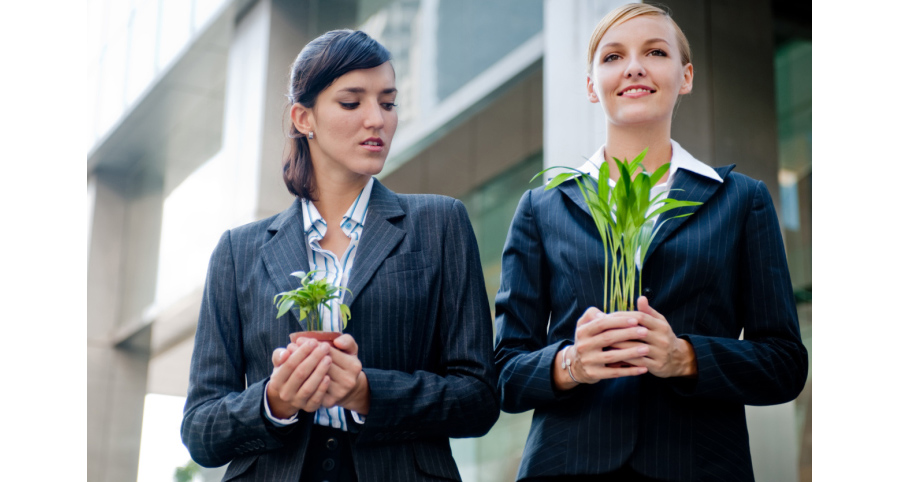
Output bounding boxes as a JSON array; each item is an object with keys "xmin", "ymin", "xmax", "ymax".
[
  {"xmin": 676, "ymin": 338, "xmax": 698, "ymax": 378},
  {"xmin": 266, "ymin": 382, "xmax": 299, "ymax": 419},
  {"xmin": 343, "ymin": 371, "xmax": 370, "ymax": 414},
  {"xmin": 552, "ymin": 346, "xmax": 580, "ymax": 391}
]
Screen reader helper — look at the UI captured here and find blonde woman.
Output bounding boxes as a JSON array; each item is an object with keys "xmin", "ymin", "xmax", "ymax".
[{"xmin": 494, "ymin": 5, "xmax": 807, "ymax": 481}]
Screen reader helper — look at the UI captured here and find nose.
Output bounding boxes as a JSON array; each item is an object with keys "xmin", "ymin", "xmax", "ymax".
[
  {"xmin": 624, "ymin": 57, "xmax": 646, "ymax": 78},
  {"xmin": 362, "ymin": 101, "xmax": 385, "ymax": 130}
]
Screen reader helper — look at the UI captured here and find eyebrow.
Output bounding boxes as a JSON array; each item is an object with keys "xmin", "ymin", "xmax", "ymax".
[
  {"xmin": 337, "ymin": 87, "xmax": 397, "ymax": 95},
  {"xmin": 601, "ymin": 38, "xmax": 671, "ymax": 49}
]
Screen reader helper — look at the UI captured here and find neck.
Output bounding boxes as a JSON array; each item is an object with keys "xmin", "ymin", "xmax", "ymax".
[
  {"xmin": 604, "ymin": 122, "xmax": 673, "ymax": 183},
  {"xmin": 311, "ymin": 173, "xmax": 371, "ymax": 225}
]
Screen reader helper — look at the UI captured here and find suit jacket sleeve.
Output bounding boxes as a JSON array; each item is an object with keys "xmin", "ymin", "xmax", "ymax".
[
  {"xmin": 181, "ymin": 230, "xmax": 292, "ymax": 468},
  {"xmin": 667, "ymin": 180, "xmax": 808, "ymax": 405},
  {"xmin": 494, "ymin": 190, "xmax": 584, "ymax": 413},
  {"xmin": 355, "ymin": 199, "xmax": 500, "ymax": 442}
]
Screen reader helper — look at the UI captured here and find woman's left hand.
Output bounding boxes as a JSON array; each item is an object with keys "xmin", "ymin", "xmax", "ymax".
[
  {"xmin": 611, "ymin": 296, "xmax": 698, "ymax": 378},
  {"xmin": 323, "ymin": 334, "xmax": 370, "ymax": 414}
]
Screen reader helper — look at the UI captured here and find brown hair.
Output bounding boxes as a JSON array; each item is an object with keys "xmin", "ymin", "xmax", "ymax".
[
  {"xmin": 586, "ymin": 3, "xmax": 691, "ymax": 71},
  {"xmin": 283, "ymin": 29, "xmax": 391, "ymax": 199}
]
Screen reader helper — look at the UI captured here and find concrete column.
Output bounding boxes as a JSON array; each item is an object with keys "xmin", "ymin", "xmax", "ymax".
[
  {"xmin": 543, "ymin": 0, "xmax": 629, "ymax": 171},
  {"xmin": 87, "ymin": 170, "xmax": 160, "ymax": 482},
  {"xmin": 224, "ymin": 0, "xmax": 359, "ymax": 225}
]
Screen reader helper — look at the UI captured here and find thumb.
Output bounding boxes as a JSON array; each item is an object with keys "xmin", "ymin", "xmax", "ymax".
[
  {"xmin": 637, "ymin": 296, "xmax": 661, "ymax": 318},
  {"xmin": 334, "ymin": 334, "xmax": 358, "ymax": 355}
]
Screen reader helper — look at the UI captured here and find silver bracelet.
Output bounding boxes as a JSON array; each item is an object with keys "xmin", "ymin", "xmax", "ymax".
[{"xmin": 561, "ymin": 345, "xmax": 582, "ymax": 384}]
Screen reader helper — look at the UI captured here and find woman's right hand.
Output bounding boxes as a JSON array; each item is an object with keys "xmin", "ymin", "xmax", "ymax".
[
  {"xmin": 553, "ymin": 307, "xmax": 650, "ymax": 390},
  {"xmin": 266, "ymin": 339, "xmax": 333, "ymax": 418}
]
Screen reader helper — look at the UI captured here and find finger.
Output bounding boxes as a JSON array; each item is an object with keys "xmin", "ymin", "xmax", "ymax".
[
  {"xmin": 295, "ymin": 356, "xmax": 332, "ymax": 411},
  {"xmin": 576, "ymin": 314, "xmax": 639, "ymax": 339},
  {"xmin": 636, "ymin": 297, "xmax": 667, "ymax": 329},
  {"xmin": 333, "ymin": 334, "xmax": 358, "ymax": 355},
  {"xmin": 576, "ymin": 307, "xmax": 604, "ymax": 326},
  {"xmin": 280, "ymin": 343, "xmax": 329, "ymax": 398},
  {"xmin": 304, "ymin": 376, "xmax": 331, "ymax": 411},
  {"xmin": 602, "ymin": 365, "xmax": 648, "ymax": 378},
  {"xmin": 580, "ymin": 324, "xmax": 648, "ymax": 352},
  {"xmin": 608, "ymin": 341, "xmax": 645, "ymax": 350},
  {"xmin": 271, "ymin": 340, "xmax": 317, "ymax": 387},
  {"xmin": 272, "ymin": 348, "xmax": 288, "ymax": 367}
]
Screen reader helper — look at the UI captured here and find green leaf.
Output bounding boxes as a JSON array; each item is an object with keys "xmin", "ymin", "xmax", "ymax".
[
  {"xmin": 339, "ymin": 304, "xmax": 351, "ymax": 328},
  {"xmin": 545, "ymin": 172, "xmax": 577, "ymax": 190},
  {"xmin": 530, "ymin": 165, "xmax": 584, "ymax": 184},
  {"xmin": 650, "ymin": 162, "xmax": 670, "ymax": 186},
  {"xmin": 276, "ymin": 299, "xmax": 294, "ymax": 318}
]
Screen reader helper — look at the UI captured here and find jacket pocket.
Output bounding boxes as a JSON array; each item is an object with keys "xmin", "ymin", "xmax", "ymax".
[{"xmin": 381, "ymin": 251, "xmax": 430, "ymax": 274}]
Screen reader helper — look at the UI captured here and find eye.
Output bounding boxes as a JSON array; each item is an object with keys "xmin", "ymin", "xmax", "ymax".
[
  {"xmin": 381, "ymin": 103, "xmax": 397, "ymax": 111},
  {"xmin": 339, "ymin": 102, "xmax": 359, "ymax": 109},
  {"xmin": 649, "ymin": 49, "xmax": 667, "ymax": 57},
  {"xmin": 603, "ymin": 53, "xmax": 621, "ymax": 63}
]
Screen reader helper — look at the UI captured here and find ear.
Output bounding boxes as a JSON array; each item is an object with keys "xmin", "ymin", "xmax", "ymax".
[
  {"xmin": 679, "ymin": 63, "xmax": 694, "ymax": 95},
  {"xmin": 587, "ymin": 76, "xmax": 600, "ymax": 103},
  {"xmin": 290, "ymin": 103, "xmax": 314, "ymax": 135}
]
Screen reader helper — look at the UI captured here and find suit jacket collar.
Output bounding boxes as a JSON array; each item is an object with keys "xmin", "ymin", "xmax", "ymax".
[
  {"xmin": 259, "ymin": 179, "xmax": 407, "ymax": 329},
  {"xmin": 558, "ymin": 163, "xmax": 735, "ymax": 265}
]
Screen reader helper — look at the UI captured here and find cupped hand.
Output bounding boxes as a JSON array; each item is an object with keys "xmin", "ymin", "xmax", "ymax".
[
  {"xmin": 266, "ymin": 339, "xmax": 332, "ymax": 418},
  {"xmin": 610, "ymin": 296, "xmax": 698, "ymax": 378},
  {"xmin": 322, "ymin": 334, "xmax": 370, "ymax": 414}
]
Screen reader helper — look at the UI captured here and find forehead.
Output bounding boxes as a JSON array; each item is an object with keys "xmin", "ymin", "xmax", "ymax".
[
  {"xmin": 326, "ymin": 62, "xmax": 396, "ymax": 93},
  {"xmin": 601, "ymin": 15, "xmax": 677, "ymax": 47},
  {"xmin": 592, "ymin": 15, "xmax": 678, "ymax": 66}
]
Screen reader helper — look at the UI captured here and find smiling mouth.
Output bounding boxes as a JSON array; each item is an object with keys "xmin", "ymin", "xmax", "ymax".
[
  {"xmin": 362, "ymin": 140, "xmax": 383, "ymax": 146},
  {"xmin": 618, "ymin": 87, "xmax": 655, "ymax": 96}
]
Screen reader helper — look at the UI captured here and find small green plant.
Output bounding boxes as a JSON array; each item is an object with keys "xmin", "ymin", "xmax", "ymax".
[
  {"xmin": 533, "ymin": 148, "xmax": 702, "ymax": 313},
  {"xmin": 273, "ymin": 270, "xmax": 351, "ymax": 331}
]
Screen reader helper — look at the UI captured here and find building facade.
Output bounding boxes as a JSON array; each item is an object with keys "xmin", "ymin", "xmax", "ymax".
[{"xmin": 87, "ymin": 1, "xmax": 812, "ymax": 480}]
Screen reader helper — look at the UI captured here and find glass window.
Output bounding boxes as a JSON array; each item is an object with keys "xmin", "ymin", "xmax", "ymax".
[{"xmin": 774, "ymin": 37, "xmax": 811, "ymax": 482}]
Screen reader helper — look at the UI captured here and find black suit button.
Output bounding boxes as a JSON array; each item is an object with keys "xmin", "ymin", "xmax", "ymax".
[
  {"xmin": 322, "ymin": 458, "xmax": 335, "ymax": 471},
  {"xmin": 642, "ymin": 287, "xmax": 653, "ymax": 299},
  {"xmin": 326, "ymin": 437, "xmax": 338, "ymax": 450}
]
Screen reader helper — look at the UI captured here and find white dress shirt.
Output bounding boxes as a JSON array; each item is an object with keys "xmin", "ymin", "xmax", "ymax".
[{"xmin": 264, "ymin": 177, "xmax": 374, "ymax": 430}]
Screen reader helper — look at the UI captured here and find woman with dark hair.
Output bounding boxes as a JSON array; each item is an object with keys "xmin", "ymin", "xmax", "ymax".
[
  {"xmin": 494, "ymin": 4, "xmax": 807, "ymax": 481},
  {"xmin": 182, "ymin": 30, "xmax": 499, "ymax": 481}
]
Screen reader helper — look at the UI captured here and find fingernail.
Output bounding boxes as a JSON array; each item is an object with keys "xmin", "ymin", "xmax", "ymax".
[
  {"xmin": 639, "ymin": 346, "xmax": 649, "ymax": 354},
  {"xmin": 628, "ymin": 318, "xmax": 638, "ymax": 325},
  {"xmin": 318, "ymin": 344, "xmax": 329, "ymax": 352},
  {"xmin": 637, "ymin": 327, "xmax": 648, "ymax": 336}
]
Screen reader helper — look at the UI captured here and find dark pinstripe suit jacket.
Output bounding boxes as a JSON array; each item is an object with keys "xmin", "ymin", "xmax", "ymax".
[
  {"xmin": 494, "ymin": 166, "xmax": 808, "ymax": 481},
  {"xmin": 182, "ymin": 179, "xmax": 499, "ymax": 481}
]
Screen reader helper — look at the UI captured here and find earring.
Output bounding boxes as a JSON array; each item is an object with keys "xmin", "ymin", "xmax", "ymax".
[{"xmin": 308, "ymin": 131, "xmax": 315, "ymax": 140}]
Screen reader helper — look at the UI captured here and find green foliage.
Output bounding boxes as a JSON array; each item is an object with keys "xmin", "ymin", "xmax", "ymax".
[
  {"xmin": 173, "ymin": 459, "xmax": 200, "ymax": 482},
  {"xmin": 533, "ymin": 148, "xmax": 702, "ymax": 312},
  {"xmin": 273, "ymin": 270, "xmax": 352, "ymax": 331}
]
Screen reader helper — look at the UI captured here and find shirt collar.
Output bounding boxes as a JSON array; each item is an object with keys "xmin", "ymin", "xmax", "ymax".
[
  {"xmin": 302, "ymin": 177, "xmax": 375, "ymax": 236},
  {"xmin": 578, "ymin": 139, "xmax": 723, "ymax": 184}
]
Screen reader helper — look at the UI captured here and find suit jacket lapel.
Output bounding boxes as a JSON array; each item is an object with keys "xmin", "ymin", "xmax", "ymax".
[
  {"xmin": 345, "ymin": 179, "xmax": 407, "ymax": 309},
  {"xmin": 642, "ymin": 164, "xmax": 735, "ymax": 262},
  {"xmin": 558, "ymin": 179, "xmax": 592, "ymax": 219},
  {"xmin": 260, "ymin": 198, "xmax": 311, "ymax": 330}
]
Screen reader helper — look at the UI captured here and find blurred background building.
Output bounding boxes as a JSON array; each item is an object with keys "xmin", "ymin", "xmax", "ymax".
[{"xmin": 86, "ymin": 0, "xmax": 811, "ymax": 481}]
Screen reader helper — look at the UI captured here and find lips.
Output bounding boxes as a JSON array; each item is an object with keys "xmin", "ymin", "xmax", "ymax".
[
  {"xmin": 618, "ymin": 85, "xmax": 656, "ymax": 96},
  {"xmin": 360, "ymin": 137, "xmax": 385, "ymax": 153},
  {"xmin": 361, "ymin": 137, "xmax": 383, "ymax": 147}
]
